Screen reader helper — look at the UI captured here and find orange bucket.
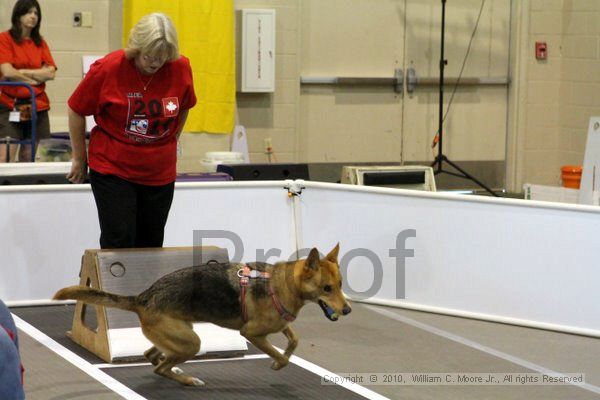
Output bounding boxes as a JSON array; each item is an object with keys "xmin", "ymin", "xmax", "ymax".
[{"xmin": 561, "ymin": 165, "xmax": 582, "ymax": 189}]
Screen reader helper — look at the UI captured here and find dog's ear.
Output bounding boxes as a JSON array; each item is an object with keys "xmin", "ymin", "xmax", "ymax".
[
  {"xmin": 305, "ymin": 248, "xmax": 320, "ymax": 271},
  {"xmin": 326, "ymin": 243, "xmax": 340, "ymax": 263}
]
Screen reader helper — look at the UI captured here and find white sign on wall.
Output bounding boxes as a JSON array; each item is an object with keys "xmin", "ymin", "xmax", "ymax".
[
  {"xmin": 231, "ymin": 125, "xmax": 250, "ymax": 162},
  {"xmin": 578, "ymin": 117, "xmax": 600, "ymax": 205},
  {"xmin": 239, "ymin": 9, "xmax": 276, "ymax": 92}
]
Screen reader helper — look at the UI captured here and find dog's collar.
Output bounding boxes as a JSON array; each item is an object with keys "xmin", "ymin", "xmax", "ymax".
[{"xmin": 239, "ymin": 265, "xmax": 296, "ymax": 323}]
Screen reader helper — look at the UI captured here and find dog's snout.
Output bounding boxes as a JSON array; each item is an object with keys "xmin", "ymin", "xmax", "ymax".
[{"xmin": 342, "ymin": 305, "xmax": 352, "ymax": 315}]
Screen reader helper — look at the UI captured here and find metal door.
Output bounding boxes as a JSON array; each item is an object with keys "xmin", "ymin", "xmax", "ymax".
[
  {"xmin": 299, "ymin": 0, "xmax": 406, "ymax": 162},
  {"xmin": 299, "ymin": 0, "xmax": 511, "ymax": 188}
]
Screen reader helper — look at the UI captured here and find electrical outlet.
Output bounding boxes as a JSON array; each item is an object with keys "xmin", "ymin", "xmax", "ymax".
[
  {"xmin": 73, "ymin": 12, "xmax": 82, "ymax": 27},
  {"xmin": 264, "ymin": 138, "xmax": 273, "ymax": 153}
]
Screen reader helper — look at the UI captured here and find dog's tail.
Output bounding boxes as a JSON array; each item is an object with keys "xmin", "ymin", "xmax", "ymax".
[{"xmin": 53, "ymin": 286, "xmax": 138, "ymax": 312}]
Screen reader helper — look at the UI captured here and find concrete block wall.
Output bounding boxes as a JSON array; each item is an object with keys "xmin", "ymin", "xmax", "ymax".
[
  {"xmin": 521, "ymin": 0, "xmax": 600, "ymax": 186},
  {"xmin": 176, "ymin": 0, "xmax": 301, "ymax": 172},
  {"xmin": 558, "ymin": 0, "xmax": 600, "ymax": 170},
  {"xmin": 234, "ymin": 0, "xmax": 299, "ymax": 165},
  {"xmin": 0, "ymin": 0, "xmax": 120, "ymax": 133},
  {"xmin": 1, "ymin": 0, "xmax": 598, "ymax": 190},
  {"xmin": 0, "ymin": 0, "xmax": 296, "ymax": 173}
]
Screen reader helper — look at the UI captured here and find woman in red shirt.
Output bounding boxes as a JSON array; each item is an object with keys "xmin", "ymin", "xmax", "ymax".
[
  {"xmin": 67, "ymin": 13, "xmax": 196, "ymax": 249},
  {"xmin": 0, "ymin": 0, "xmax": 56, "ymax": 162}
]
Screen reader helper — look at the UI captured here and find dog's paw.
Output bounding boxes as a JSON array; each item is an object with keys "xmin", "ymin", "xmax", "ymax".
[
  {"xmin": 187, "ymin": 377, "xmax": 205, "ymax": 387},
  {"xmin": 171, "ymin": 367, "xmax": 184, "ymax": 375},
  {"xmin": 271, "ymin": 359, "xmax": 289, "ymax": 371}
]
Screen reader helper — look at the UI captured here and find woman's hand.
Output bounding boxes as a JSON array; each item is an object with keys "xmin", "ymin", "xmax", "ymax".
[
  {"xmin": 67, "ymin": 159, "xmax": 87, "ymax": 184},
  {"xmin": 67, "ymin": 107, "xmax": 88, "ymax": 183},
  {"xmin": 17, "ymin": 70, "xmax": 39, "ymax": 85}
]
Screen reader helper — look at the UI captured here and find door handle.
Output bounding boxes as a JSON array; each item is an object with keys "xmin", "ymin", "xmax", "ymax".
[
  {"xmin": 406, "ymin": 67, "xmax": 418, "ymax": 93},
  {"xmin": 405, "ymin": 67, "xmax": 509, "ymax": 94},
  {"xmin": 300, "ymin": 69, "xmax": 404, "ymax": 94},
  {"xmin": 394, "ymin": 68, "xmax": 403, "ymax": 94}
]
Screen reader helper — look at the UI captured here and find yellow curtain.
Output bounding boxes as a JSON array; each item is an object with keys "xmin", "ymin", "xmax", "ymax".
[{"xmin": 123, "ymin": 0, "xmax": 235, "ymax": 134}]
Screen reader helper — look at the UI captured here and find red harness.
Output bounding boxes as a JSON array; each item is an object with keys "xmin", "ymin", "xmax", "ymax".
[{"xmin": 238, "ymin": 265, "xmax": 296, "ymax": 323}]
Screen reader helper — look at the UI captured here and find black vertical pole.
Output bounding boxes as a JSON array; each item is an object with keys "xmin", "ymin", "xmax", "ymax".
[
  {"xmin": 437, "ymin": 0, "xmax": 446, "ymax": 173},
  {"xmin": 430, "ymin": 0, "xmax": 498, "ymax": 196}
]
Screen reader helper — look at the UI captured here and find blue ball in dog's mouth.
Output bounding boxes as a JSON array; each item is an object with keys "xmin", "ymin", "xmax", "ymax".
[{"xmin": 318, "ymin": 300, "xmax": 339, "ymax": 321}]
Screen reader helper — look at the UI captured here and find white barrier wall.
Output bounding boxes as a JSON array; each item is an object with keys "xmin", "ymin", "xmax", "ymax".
[
  {"xmin": 0, "ymin": 182, "xmax": 296, "ymax": 304},
  {"xmin": 2, "ymin": 180, "xmax": 600, "ymax": 337},
  {"xmin": 0, "ymin": 185, "xmax": 98, "ymax": 304},
  {"xmin": 165, "ymin": 183, "xmax": 297, "ymax": 263},
  {"xmin": 298, "ymin": 182, "xmax": 600, "ymax": 337}
]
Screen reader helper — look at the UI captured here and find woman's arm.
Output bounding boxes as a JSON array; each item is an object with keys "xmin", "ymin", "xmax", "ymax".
[
  {"xmin": 18, "ymin": 65, "xmax": 56, "ymax": 83},
  {"xmin": 0, "ymin": 63, "xmax": 38, "ymax": 85},
  {"xmin": 176, "ymin": 109, "xmax": 189, "ymax": 141},
  {"xmin": 66, "ymin": 106, "xmax": 88, "ymax": 184}
]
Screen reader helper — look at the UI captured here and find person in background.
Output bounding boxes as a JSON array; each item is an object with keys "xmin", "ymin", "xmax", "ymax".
[
  {"xmin": 0, "ymin": 0, "xmax": 56, "ymax": 162},
  {"xmin": 0, "ymin": 299, "xmax": 25, "ymax": 400},
  {"xmin": 67, "ymin": 13, "xmax": 196, "ymax": 249}
]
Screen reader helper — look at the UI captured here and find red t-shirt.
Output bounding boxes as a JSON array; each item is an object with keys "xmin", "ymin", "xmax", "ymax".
[
  {"xmin": 68, "ymin": 50, "xmax": 197, "ymax": 186},
  {"xmin": 0, "ymin": 31, "xmax": 56, "ymax": 111}
]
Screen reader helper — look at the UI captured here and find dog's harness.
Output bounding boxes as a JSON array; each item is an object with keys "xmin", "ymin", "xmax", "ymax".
[{"xmin": 238, "ymin": 265, "xmax": 296, "ymax": 323}]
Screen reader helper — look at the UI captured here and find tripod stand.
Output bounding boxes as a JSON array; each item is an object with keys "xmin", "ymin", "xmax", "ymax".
[{"xmin": 431, "ymin": 0, "xmax": 498, "ymax": 197}]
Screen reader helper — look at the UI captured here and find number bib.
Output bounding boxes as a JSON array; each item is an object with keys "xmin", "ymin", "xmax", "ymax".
[{"xmin": 125, "ymin": 93, "xmax": 179, "ymax": 143}]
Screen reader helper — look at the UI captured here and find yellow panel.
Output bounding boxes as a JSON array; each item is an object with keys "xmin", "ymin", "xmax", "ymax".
[{"xmin": 123, "ymin": 0, "xmax": 235, "ymax": 134}]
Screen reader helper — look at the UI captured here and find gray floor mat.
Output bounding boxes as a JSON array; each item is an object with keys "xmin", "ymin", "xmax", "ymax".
[
  {"xmin": 102, "ymin": 358, "xmax": 366, "ymax": 400},
  {"xmin": 13, "ymin": 305, "xmax": 368, "ymax": 399},
  {"xmin": 12, "ymin": 305, "xmax": 262, "ymax": 363},
  {"xmin": 13, "ymin": 304, "xmax": 105, "ymax": 363}
]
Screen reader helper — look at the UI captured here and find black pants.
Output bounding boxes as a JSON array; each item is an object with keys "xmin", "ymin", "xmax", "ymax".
[{"xmin": 90, "ymin": 169, "xmax": 175, "ymax": 249}]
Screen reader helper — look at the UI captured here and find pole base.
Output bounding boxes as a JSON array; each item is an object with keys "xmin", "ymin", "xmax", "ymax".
[{"xmin": 431, "ymin": 155, "xmax": 499, "ymax": 197}]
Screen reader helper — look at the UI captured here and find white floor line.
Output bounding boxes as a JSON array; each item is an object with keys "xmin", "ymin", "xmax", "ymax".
[
  {"xmin": 14, "ymin": 315, "xmax": 379, "ymax": 400},
  {"xmin": 366, "ymin": 305, "xmax": 600, "ymax": 396},
  {"xmin": 274, "ymin": 345, "xmax": 391, "ymax": 400},
  {"xmin": 13, "ymin": 314, "xmax": 147, "ymax": 400},
  {"xmin": 95, "ymin": 354, "xmax": 270, "ymax": 369}
]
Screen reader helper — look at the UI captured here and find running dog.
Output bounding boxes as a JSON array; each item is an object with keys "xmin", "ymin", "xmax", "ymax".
[{"xmin": 53, "ymin": 244, "xmax": 351, "ymax": 386}]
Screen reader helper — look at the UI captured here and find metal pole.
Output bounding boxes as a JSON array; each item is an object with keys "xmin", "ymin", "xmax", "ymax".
[{"xmin": 437, "ymin": 0, "xmax": 447, "ymax": 173}]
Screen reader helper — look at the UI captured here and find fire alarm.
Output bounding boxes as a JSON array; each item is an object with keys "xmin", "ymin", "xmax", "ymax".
[{"xmin": 535, "ymin": 42, "xmax": 547, "ymax": 60}]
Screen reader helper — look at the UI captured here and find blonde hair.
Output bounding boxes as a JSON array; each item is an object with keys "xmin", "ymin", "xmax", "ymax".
[{"xmin": 125, "ymin": 13, "xmax": 179, "ymax": 61}]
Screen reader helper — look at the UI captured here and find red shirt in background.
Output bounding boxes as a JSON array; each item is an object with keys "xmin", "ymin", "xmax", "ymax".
[
  {"xmin": 68, "ymin": 50, "xmax": 197, "ymax": 186},
  {"xmin": 0, "ymin": 31, "xmax": 56, "ymax": 111}
]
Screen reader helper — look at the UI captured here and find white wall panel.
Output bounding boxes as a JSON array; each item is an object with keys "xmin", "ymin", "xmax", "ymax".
[
  {"xmin": 299, "ymin": 182, "xmax": 600, "ymax": 337},
  {"xmin": 165, "ymin": 182, "xmax": 297, "ymax": 263},
  {"xmin": 0, "ymin": 185, "xmax": 98, "ymax": 304},
  {"xmin": 0, "ymin": 182, "xmax": 296, "ymax": 303},
  {"xmin": 3, "ymin": 179, "xmax": 600, "ymax": 337}
]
